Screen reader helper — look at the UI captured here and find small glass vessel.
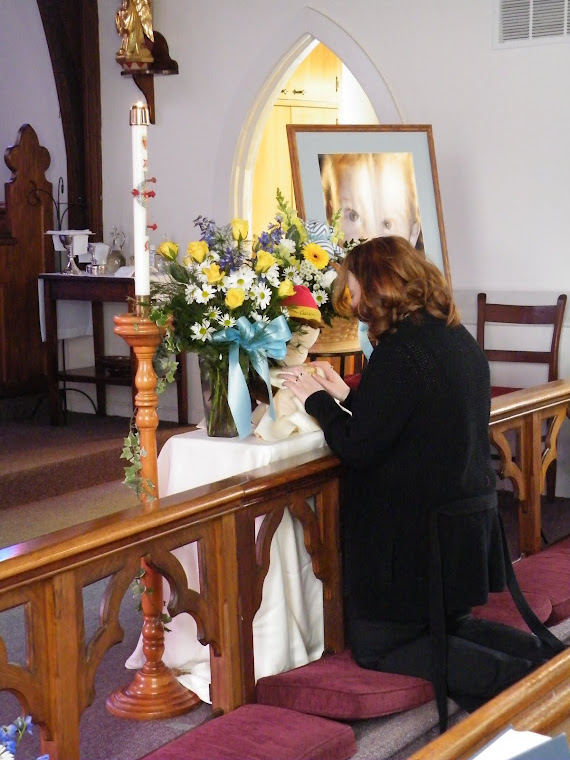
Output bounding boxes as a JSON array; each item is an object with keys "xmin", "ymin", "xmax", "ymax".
[
  {"xmin": 106, "ymin": 227, "xmax": 126, "ymax": 274},
  {"xmin": 60, "ymin": 234, "xmax": 81, "ymax": 275}
]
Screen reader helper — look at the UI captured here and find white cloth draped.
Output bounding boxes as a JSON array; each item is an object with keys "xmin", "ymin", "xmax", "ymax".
[{"xmin": 126, "ymin": 429, "xmax": 327, "ymax": 703}]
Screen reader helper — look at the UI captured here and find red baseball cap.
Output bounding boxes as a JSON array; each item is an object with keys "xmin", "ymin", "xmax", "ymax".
[{"xmin": 282, "ymin": 284, "xmax": 321, "ymax": 323}]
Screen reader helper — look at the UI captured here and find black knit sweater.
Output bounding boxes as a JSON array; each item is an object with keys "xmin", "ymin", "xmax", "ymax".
[{"xmin": 305, "ymin": 313, "xmax": 505, "ymax": 623}]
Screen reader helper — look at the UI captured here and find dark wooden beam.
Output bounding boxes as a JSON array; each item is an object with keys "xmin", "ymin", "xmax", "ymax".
[{"xmin": 36, "ymin": 0, "xmax": 103, "ymax": 240}]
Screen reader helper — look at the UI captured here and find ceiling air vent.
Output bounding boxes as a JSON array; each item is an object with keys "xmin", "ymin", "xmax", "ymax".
[{"xmin": 494, "ymin": 0, "xmax": 569, "ymax": 47}]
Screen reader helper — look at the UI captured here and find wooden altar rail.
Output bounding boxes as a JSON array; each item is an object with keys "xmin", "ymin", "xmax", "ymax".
[
  {"xmin": 0, "ymin": 449, "xmax": 342, "ymax": 760},
  {"xmin": 489, "ymin": 378, "xmax": 570, "ymax": 556},
  {"xmin": 409, "ymin": 647, "xmax": 570, "ymax": 759},
  {"xmin": 0, "ymin": 380, "xmax": 569, "ymax": 759}
]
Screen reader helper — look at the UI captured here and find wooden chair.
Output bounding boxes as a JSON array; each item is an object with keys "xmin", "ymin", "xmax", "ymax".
[{"xmin": 476, "ymin": 292, "xmax": 567, "ymax": 502}]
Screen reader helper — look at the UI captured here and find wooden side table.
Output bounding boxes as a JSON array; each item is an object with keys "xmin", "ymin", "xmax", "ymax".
[{"xmin": 39, "ymin": 274, "xmax": 188, "ymax": 426}]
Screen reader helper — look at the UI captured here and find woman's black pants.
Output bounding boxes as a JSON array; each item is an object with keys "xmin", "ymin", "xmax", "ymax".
[{"xmin": 348, "ymin": 612, "xmax": 554, "ymax": 713}]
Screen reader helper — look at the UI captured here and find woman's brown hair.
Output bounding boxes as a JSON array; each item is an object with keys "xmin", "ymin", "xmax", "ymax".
[{"xmin": 332, "ymin": 235, "xmax": 459, "ymax": 338}]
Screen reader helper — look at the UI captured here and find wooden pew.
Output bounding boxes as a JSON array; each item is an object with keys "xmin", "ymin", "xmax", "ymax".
[
  {"xmin": 409, "ymin": 646, "xmax": 570, "ymax": 759},
  {"xmin": 489, "ymin": 379, "xmax": 570, "ymax": 555},
  {"xmin": 0, "ymin": 124, "xmax": 54, "ymax": 398}
]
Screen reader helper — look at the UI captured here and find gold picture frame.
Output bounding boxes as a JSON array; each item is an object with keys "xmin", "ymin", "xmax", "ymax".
[{"xmin": 286, "ymin": 124, "xmax": 451, "ymax": 284}]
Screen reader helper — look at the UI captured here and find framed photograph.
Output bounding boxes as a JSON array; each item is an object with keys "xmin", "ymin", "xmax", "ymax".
[{"xmin": 286, "ymin": 124, "xmax": 451, "ymax": 283}]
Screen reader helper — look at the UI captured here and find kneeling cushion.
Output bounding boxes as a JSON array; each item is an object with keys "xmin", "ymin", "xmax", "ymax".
[
  {"xmin": 140, "ymin": 703, "xmax": 355, "ymax": 760},
  {"xmin": 256, "ymin": 649, "xmax": 434, "ymax": 720},
  {"xmin": 472, "ymin": 589, "xmax": 552, "ymax": 632},
  {"xmin": 513, "ymin": 536, "xmax": 570, "ymax": 624}
]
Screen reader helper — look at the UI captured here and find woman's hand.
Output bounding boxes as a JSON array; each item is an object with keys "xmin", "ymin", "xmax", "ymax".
[
  {"xmin": 307, "ymin": 361, "xmax": 351, "ymax": 401},
  {"xmin": 278, "ymin": 361, "xmax": 351, "ymax": 404},
  {"xmin": 278, "ymin": 366, "xmax": 324, "ymax": 405}
]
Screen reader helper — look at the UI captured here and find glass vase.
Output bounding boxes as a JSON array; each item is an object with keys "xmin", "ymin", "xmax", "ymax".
[{"xmin": 198, "ymin": 354, "xmax": 238, "ymax": 438}]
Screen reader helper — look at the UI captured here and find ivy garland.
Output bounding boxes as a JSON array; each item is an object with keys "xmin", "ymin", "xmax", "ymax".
[{"xmin": 131, "ymin": 567, "xmax": 173, "ymax": 630}]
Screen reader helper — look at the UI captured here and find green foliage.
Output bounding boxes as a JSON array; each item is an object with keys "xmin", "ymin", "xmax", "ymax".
[
  {"xmin": 120, "ymin": 417, "xmax": 155, "ymax": 501},
  {"xmin": 153, "ymin": 328, "xmax": 179, "ymax": 394},
  {"xmin": 131, "ymin": 567, "xmax": 172, "ymax": 631}
]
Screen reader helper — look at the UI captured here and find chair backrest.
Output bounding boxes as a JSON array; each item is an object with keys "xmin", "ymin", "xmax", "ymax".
[{"xmin": 476, "ymin": 293, "xmax": 567, "ymax": 383}]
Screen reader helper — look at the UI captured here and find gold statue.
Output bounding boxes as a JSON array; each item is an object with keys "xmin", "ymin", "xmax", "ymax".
[{"xmin": 116, "ymin": 0, "xmax": 154, "ymax": 67}]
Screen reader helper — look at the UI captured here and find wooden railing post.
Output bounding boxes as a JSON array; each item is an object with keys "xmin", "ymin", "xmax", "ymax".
[{"xmin": 106, "ymin": 310, "xmax": 200, "ymax": 719}]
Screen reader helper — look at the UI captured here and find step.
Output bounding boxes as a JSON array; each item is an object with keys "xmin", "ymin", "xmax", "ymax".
[
  {"xmin": 0, "ymin": 407, "xmax": 194, "ymax": 510},
  {"xmin": 1, "ymin": 479, "xmax": 140, "ymax": 548}
]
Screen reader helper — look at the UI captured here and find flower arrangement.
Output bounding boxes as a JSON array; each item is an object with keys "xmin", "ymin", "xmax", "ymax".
[
  {"xmin": 152, "ymin": 214, "xmax": 293, "ymax": 355},
  {"xmin": 148, "ymin": 191, "xmax": 346, "ymax": 438},
  {"xmin": 151, "ymin": 215, "xmax": 293, "ymax": 437},
  {"xmin": 253, "ymin": 189, "xmax": 345, "ymax": 327},
  {"xmin": 0, "ymin": 716, "xmax": 48, "ymax": 760}
]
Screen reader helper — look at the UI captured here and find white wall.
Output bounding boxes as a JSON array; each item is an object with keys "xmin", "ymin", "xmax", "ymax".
[
  {"xmin": 0, "ymin": 0, "xmax": 66, "ymax": 204},
  {"xmin": 3, "ymin": 0, "xmax": 570, "ymax": 490}
]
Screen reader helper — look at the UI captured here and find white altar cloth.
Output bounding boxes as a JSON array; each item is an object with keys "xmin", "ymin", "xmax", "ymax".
[{"xmin": 126, "ymin": 428, "xmax": 328, "ymax": 702}]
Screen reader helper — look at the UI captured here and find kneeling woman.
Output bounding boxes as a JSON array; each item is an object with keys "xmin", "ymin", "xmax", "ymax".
[{"xmin": 280, "ymin": 236, "xmax": 563, "ymax": 730}]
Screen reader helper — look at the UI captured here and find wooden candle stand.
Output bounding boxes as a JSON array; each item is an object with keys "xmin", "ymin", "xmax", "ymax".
[{"xmin": 106, "ymin": 311, "xmax": 200, "ymax": 719}]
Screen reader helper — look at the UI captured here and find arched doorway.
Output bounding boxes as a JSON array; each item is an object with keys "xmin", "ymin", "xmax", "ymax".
[
  {"xmin": 222, "ymin": 8, "xmax": 402, "ymax": 226},
  {"xmin": 251, "ymin": 42, "xmax": 379, "ymax": 236}
]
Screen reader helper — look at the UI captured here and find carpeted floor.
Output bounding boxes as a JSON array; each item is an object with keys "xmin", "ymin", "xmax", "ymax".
[
  {"xmin": 0, "ymin": 394, "xmax": 195, "ymax": 513},
  {"xmin": 1, "ymin": 398, "xmax": 570, "ymax": 758}
]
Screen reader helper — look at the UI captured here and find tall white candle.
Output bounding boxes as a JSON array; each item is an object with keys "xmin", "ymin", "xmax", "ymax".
[{"xmin": 130, "ymin": 102, "xmax": 150, "ymax": 296}]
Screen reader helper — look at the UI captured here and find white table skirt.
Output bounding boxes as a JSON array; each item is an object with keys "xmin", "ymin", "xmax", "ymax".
[
  {"xmin": 37, "ymin": 279, "xmax": 93, "ymax": 342},
  {"xmin": 126, "ymin": 428, "xmax": 328, "ymax": 702}
]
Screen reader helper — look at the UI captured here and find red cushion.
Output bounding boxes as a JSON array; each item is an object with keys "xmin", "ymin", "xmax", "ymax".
[
  {"xmin": 140, "ymin": 704, "xmax": 355, "ymax": 760},
  {"xmin": 256, "ymin": 649, "xmax": 434, "ymax": 720},
  {"xmin": 471, "ymin": 590, "xmax": 552, "ymax": 632},
  {"xmin": 514, "ymin": 536, "xmax": 570, "ymax": 624},
  {"xmin": 344, "ymin": 373, "xmax": 362, "ymax": 391},
  {"xmin": 491, "ymin": 386, "xmax": 521, "ymax": 398}
]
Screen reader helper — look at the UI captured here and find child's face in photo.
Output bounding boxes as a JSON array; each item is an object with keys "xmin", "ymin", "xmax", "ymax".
[{"xmin": 321, "ymin": 153, "xmax": 421, "ymax": 247}]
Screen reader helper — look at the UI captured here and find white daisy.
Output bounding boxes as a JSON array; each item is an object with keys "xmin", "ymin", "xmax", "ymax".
[
  {"xmin": 312, "ymin": 288, "xmax": 329, "ymax": 306},
  {"xmin": 206, "ymin": 306, "xmax": 222, "ymax": 322},
  {"xmin": 252, "ymin": 282, "xmax": 272, "ymax": 310},
  {"xmin": 184, "ymin": 283, "xmax": 198, "ymax": 303},
  {"xmin": 218, "ymin": 312, "xmax": 236, "ymax": 328},
  {"xmin": 264, "ymin": 264, "xmax": 281, "ymax": 287},
  {"xmin": 191, "ymin": 320, "xmax": 214, "ymax": 342},
  {"xmin": 251, "ymin": 312, "xmax": 270, "ymax": 323},
  {"xmin": 224, "ymin": 266, "xmax": 256, "ymax": 292},
  {"xmin": 194, "ymin": 283, "xmax": 215, "ymax": 303},
  {"xmin": 284, "ymin": 265, "xmax": 299, "ymax": 279}
]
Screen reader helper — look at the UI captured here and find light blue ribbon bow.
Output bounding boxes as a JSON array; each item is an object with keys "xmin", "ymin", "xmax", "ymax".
[
  {"xmin": 358, "ymin": 321, "xmax": 374, "ymax": 360},
  {"xmin": 211, "ymin": 315, "xmax": 292, "ymax": 438}
]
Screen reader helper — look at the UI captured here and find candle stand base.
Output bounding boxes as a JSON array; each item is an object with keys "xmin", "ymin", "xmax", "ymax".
[{"xmin": 106, "ymin": 669, "xmax": 201, "ymax": 720}]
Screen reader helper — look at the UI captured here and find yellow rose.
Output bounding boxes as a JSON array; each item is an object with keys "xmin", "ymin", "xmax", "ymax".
[
  {"xmin": 225, "ymin": 288, "xmax": 245, "ymax": 309},
  {"xmin": 231, "ymin": 218, "xmax": 249, "ymax": 241},
  {"xmin": 278, "ymin": 278, "xmax": 295, "ymax": 298},
  {"xmin": 203, "ymin": 263, "xmax": 224, "ymax": 284},
  {"xmin": 255, "ymin": 250, "xmax": 276, "ymax": 273},
  {"xmin": 184, "ymin": 240, "xmax": 209, "ymax": 265},
  {"xmin": 156, "ymin": 240, "xmax": 179, "ymax": 261},
  {"xmin": 302, "ymin": 242, "xmax": 329, "ymax": 270}
]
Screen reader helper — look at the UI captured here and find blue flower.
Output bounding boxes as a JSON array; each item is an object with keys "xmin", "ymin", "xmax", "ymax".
[{"xmin": 0, "ymin": 716, "xmax": 48, "ymax": 759}]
